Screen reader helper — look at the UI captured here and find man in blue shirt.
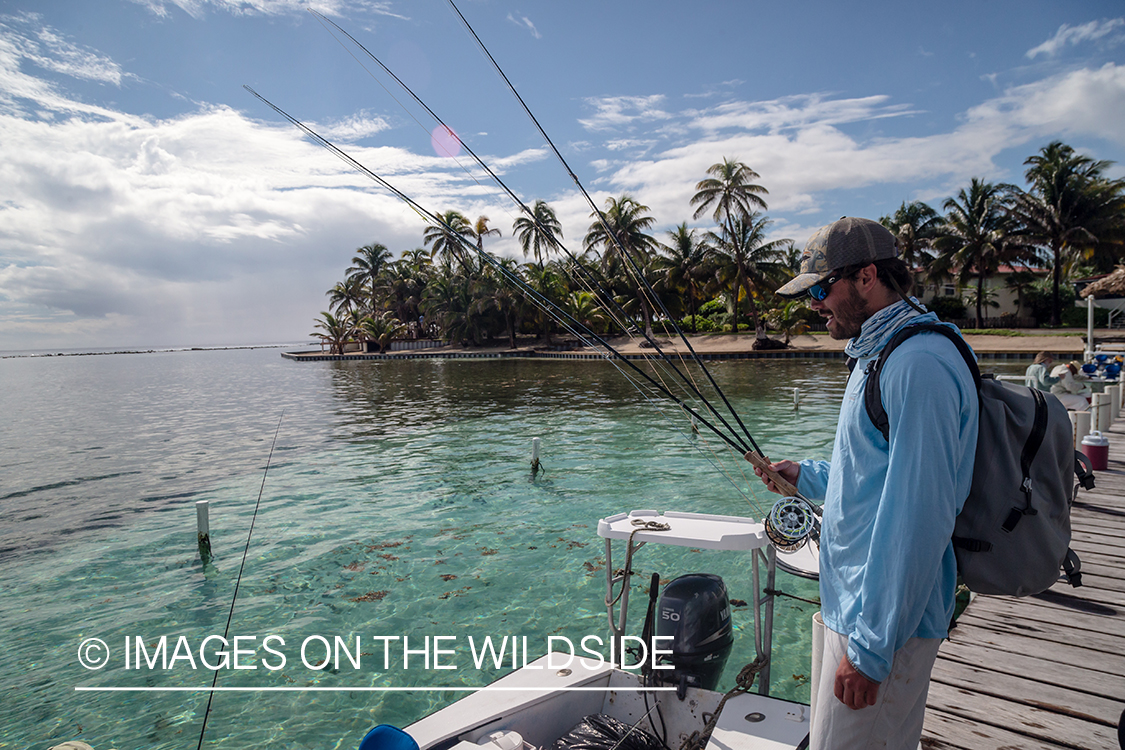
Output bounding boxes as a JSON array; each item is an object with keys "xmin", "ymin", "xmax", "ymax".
[{"xmin": 757, "ymin": 217, "xmax": 978, "ymax": 749}]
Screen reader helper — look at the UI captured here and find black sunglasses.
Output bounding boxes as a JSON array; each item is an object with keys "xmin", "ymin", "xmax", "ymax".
[{"xmin": 806, "ymin": 270, "xmax": 852, "ymax": 301}]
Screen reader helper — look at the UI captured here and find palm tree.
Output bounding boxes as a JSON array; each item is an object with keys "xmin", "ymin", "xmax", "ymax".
[
  {"xmin": 347, "ymin": 243, "xmax": 393, "ymax": 313},
  {"xmin": 1006, "ymin": 141, "xmax": 1125, "ymax": 325},
  {"xmin": 326, "ymin": 276, "xmax": 366, "ymax": 317},
  {"xmin": 1004, "ymin": 269, "xmax": 1040, "ymax": 320},
  {"xmin": 706, "ymin": 212, "xmax": 790, "ymax": 333},
  {"xmin": 421, "ymin": 262, "xmax": 475, "ymax": 345},
  {"xmin": 471, "ymin": 215, "xmax": 502, "ymax": 253},
  {"xmin": 691, "ymin": 158, "xmax": 769, "ymax": 248},
  {"xmin": 311, "ymin": 311, "xmax": 353, "ymax": 354},
  {"xmin": 658, "ymin": 223, "xmax": 712, "ymax": 333},
  {"xmin": 382, "ymin": 261, "xmax": 425, "ymax": 334},
  {"xmin": 961, "ymin": 286, "xmax": 1000, "ymax": 324},
  {"xmin": 358, "ymin": 311, "xmax": 408, "ymax": 353},
  {"xmin": 583, "ymin": 195, "xmax": 658, "ymax": 271},
  {"xmin": 522, "ymin": 261, "xmax": 567, "ymax": 345},
  {"xmin": 932, "ymin": 179, "xmax": 1021, "ymax": 328},
  {"xmin": 424, "ymin": 210, "xmax": 474, "ymax": 268},
  {"xmin": 767, "ymin": 300, "xmax": 811, "ymax": 345},
  {"xmin": 583, "ymin": 195, "xmax": 660, "ymax": 339},
  {"xmin": 513, "ymin": 200, "xmax": 563, "ymax": 268},
  {"xmin": 880, "ymin": 201, "xmax": 941, "ymax": 287},
  {"xmin": 567, "ymin": 290, "xmax": 610, "ymax": 334},
  {"xmin": 471, "ymin": 257, "xmax": 524, "ymax": 349}
]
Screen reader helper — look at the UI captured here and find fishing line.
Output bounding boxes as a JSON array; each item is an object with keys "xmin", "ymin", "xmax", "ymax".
[
  {"xmin": 442, "ymin": 0, "xmax": 762, "ymax": 455},
  {"xmin": 308, "ymin": 13, "xmax": 668, "ymax": 348},
  {"xmin": 306, "ymin": 11, "xmax": 755, "ymax": 455},
  {"xmin": 243, "ymin": 88, "xmax": 754, "ymax": 458},
  {"xmin": 195, "ymin": 413, "xmax": 284, "ymax": 750}
]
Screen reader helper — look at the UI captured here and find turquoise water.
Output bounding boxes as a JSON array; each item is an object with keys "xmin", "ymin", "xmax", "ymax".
[{"xmin": 0, "ymin": 348, "xmax": 1027, "ymax": 750}]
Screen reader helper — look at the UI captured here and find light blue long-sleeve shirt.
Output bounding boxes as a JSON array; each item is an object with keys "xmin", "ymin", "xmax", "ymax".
[{"xmin": 797, "ymin": 322, "xmax": 978, "ymax": 683}]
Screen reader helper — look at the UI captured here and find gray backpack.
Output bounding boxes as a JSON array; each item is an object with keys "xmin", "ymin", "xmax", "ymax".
[{"xmin": 853, "ymin": 323, "xmax": 1093, "ymax": 597}]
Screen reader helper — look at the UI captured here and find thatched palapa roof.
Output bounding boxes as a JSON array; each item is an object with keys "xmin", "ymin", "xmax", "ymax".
[{"xmin": 1080, "ymin": 266, "xmax": 1125, "ymax": 298}]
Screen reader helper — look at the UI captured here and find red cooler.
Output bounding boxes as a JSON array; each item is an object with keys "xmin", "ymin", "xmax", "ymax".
[{"xmin": 1081, "ymin": 431, "xmax": 1109, "ymax": 471}]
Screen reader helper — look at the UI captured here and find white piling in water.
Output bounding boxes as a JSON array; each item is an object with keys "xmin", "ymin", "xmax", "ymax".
[
  {"xmin": 793, "ymin": 387, "xmax": 800, "ymax": 409},
  {"xmin": 196, "ymin": 500, "xmax": 212, "ymax": 565},
  {"xmin": 531, "ymin": 437, "xmax": 541, "ymax": 475}
]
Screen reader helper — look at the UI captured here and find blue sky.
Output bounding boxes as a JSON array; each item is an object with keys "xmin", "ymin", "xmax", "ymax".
[{"xmin": 1, "ymin": 0, "xmax": 1123, "ymax": 350}]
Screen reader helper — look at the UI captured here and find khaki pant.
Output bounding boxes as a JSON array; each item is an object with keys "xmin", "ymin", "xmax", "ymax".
[{"xmin": 810, "ymin": 616, "xmax": 940, "ymax": 750}]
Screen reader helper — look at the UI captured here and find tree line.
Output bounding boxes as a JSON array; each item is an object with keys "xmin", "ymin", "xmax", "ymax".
[{"xmin": 312, "ymin": 143, "xmax": 1125, "ymax": 353}]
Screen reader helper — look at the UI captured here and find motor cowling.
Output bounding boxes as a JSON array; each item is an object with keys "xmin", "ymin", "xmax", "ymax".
[{"xmin": 654, "ymin": 574, "xmax": 733, "ymax": 694}]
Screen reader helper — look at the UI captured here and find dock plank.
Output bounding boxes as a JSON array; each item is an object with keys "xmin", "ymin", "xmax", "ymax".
[
  {"xmin": 921, "ymin": 708, "xmax": 1073, "ymax": 750},
  {"xmin": 925, "ymin": 681, "xmax": 1120, "ymax": 749},
  {"xmin": 945, "ymin": 621, "xmax": 1125, "ymax": 677},
  {"xmin": 929, "ymin": 658, "xmax": 1123, "ymax": 725},
  {"xmin": 935, "ymin": 639, "xmax": 1125, "ymax": 700}
]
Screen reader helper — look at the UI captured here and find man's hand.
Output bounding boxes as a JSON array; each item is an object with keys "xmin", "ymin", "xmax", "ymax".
[
  {"xmin": 834, "ymin": 654, "xmax": 880, "ymax": 710},
  {"xmin": 752, "ymin": 459, "xmax": 800, "ymax": 495}
]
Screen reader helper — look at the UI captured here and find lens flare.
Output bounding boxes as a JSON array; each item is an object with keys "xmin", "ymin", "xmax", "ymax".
[{"xmin": 431, "ymin": 125, "xmax": 461, "ymax": 157}]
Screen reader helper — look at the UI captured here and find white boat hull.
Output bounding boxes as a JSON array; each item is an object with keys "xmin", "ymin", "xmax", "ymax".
[{"xmin": 406, "ymin": 654, "xmax": 809, "ymax": 750}]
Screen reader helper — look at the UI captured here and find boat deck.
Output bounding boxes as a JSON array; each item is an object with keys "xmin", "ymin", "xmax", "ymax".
[{"xmin": 921, "ymin": 419, "xmax": 1125, "ymax": 749}]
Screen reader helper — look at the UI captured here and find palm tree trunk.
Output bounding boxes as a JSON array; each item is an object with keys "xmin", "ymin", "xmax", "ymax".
[
  {"xmin": 1051, "ymin": 242, "xmax": 1063, "ymax": 327},
  {"xmin": 976, "ymin": 271, "xmax": 984, "ymax": 328},
  {"xmin": 740, "ymin": 271, "xmax": 760, "ymax": 332}
]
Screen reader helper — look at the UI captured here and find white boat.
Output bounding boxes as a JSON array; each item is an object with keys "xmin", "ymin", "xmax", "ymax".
[{"xmin": 403, "ymin": 509, "xmax": 820, "ymax": 750}]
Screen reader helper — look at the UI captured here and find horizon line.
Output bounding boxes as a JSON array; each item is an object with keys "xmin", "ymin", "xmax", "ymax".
[{"xmin": 75, "ymin": 685, "xmax": 676, "ymax": 692}]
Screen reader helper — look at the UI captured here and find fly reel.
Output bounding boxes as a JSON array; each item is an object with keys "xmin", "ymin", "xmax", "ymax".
[{"xmin": 764, "ymin": 497, "xmax": 816, "ymax": 552}]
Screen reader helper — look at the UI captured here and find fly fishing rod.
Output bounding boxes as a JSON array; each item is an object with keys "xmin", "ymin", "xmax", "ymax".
[
  {"xmin": 307, "ymin": 9, "xmax": 762, "ymax": 460},
  {"xmin": 254, "ymin": 13, "xmax": 822, "ymax": 548},
  {"xmin": 441, "ymin": 0, "xmax": 820, "ymax": 544},
  {"xmin": 195, "ymin": 413, "xmax": 284, "ymax": 750},
  {"xmin": 243, "ymin": 88, "xmax": 759, "ymax": 463},
  {"xmin": 441, "ymin": 0, "xmax": 766, "ymax": 458}
]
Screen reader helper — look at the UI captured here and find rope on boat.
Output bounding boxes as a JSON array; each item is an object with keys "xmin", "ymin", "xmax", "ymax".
[
  {"xmin": 605, "ymin": 520, "xmax": 671, "ymax": 608},
  {"xmin": 764, "ymin": 586, "xmax": 821, "ymax": 607},
  {"xmin": 678, "ymin": 657, "xmax": 769, "ymax": 750}
]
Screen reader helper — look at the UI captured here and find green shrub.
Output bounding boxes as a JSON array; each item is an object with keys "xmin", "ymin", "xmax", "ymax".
[
  {"xmin": 654, "ymin": 317, "xmax": 719, "ymax": 334},
  {"xmin": 698, "ymin": 298, "xmax": 727, "ymax": 317}
]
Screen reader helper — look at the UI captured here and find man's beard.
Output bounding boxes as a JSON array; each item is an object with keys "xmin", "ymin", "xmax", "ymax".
[{"xmin": 826, "ymin": 283, "xmax": 869, "ymax": 340}]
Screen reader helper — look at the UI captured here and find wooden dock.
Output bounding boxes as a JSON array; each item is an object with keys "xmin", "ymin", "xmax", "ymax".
[{"xmin": 922, "ymin": 419, "xmax": 1125, "ymax": 749}]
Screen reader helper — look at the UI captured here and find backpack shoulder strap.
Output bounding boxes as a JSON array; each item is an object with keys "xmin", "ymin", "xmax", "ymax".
[{"xmin": 864, "ymin": 322, "xmax": 982, "ymax": 441}]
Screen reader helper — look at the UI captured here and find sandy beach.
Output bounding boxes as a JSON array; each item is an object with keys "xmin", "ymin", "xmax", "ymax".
[{"xmin": 596, "ymin": 331, "xmax": 1092, "ymax": 357}]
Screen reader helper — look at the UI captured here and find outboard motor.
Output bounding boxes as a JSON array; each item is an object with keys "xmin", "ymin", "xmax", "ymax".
[{"xmin": 654, "ymin": 573, "xmax": 733, "ymax": 698}]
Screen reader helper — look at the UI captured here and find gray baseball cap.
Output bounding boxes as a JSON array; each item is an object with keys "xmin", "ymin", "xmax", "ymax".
[{"xmin": 776, "ymin": 217, "xmax": 900, "ymax": 298}]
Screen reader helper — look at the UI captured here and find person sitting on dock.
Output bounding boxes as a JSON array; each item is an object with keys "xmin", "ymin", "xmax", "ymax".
[
  {"xmin": 755, "ymin": 217, "xmax": 978, "ymax": 750},
  {"xmin": 1025, "ymin": 351, "xmax": 1061, "ymax": 392},
  {"xmin": 1050, "ymin": 360, "xmax": 1092, "ymax": 411}
]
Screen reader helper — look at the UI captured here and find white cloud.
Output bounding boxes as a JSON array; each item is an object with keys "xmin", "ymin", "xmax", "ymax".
[
  {"xmin": 0, "ymin": 15, "xmax": 142, "ymax": 122},
  {"xmin": 578, "ymin": 95, "xmax": 672, "ymax": 131},
  {"xmin": 964, "ymin": 63, "xmax": 1125, "ymax": 148},
  {"xmin": 126, "ymin": 0, "xmax": 405, "ymax": 20},
  {"xmin": 314, "ymin": 111, "xmax": 391, "ymax": 141},
  {"xmin": 1026, "ymin": 18, "xmax": 1125, "ymax": 59},
  {"xmin": 3, "ymin": 6, "xmax": 1125, "ymax": 350},
  {"xmin": 687, "ymin": 93, "xmax": 920, "ymax": 134},
  {"xmin": 506, "ymin": 13, "xmax": 541, "ymax": 39},
  {"xmin": 583, "ymin": 63, "xmax": 1125, "ymax": 246}
]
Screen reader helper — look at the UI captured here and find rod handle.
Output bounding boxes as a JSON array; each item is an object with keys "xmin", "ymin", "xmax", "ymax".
[{"xmin": 744, "ymin": 451, "xmax": 800, "ymax": 497}]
